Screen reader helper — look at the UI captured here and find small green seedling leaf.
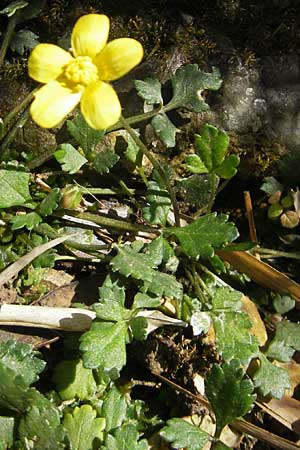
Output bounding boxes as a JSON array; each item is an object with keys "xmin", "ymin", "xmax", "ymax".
[
  {"xmin": 134, "ymin": 77, "xmax": 162, "ymax": 104},
  {"xmin": 142, "ymin": 180, "xmax": 171, "ymax": 226},
  {"xmin": 104, "ymin": 424, "xmax": 148, "ymax": 450},
  {"xmin": 94, "ymin": 148, "xmax": 120, "ymax": 174},
  {"xmin": 266, "ymin": 320, "xmax": 300, "ymax": 362},
  {"xmin": 19, "ymin": 403, "xmax": 66, "ymax": 450},
  {"xmin": 185, "ymin": 154, "xmax": 208, "ymax": 174},
  {"xmin": 67, "ymin": 112, "xmax": 105, "ymax": 153},
  {"xmin": 253, "ymin": 353, "xmax": 290, "ymax": 399},
  {"xmin": 80, "ymin": 321, "xmax": 128, "ymax": 371},
  {"xmin": 160, "ymin": 418, "xmax": 210, "ymax": 450},
  {"xmin": 165, "ymin": 213, "xmax": 239, "ymax": 259},
  {"xmin": 151, "ymin": 113, "xmax": 178, "ymax": 148},
  {"xmin": 10, "ymin": 29, "xmax": 39, "ymax": 55},
  {"xmin": 194, "ymin": 124, "xmax": 230, "ymax": 173},
  {"xmin": 54, "ymin": 143, "xmax": 87, "ymax": 174},
  {"xmin": 168, "ymin": 64, "xmax": 222, "ymax": 112},
  {"xmin": 101, "ymin": 385, "xmax": 127, "ymax": 432},
  {"xmin": 53, "ymin": 359, "xmax": 97, "ymax": 400},
  {"xmin": 63, "ymin": 405, "xmax": 105, "ymax": 450},
  {"xmin": 268, "ymin": 203, "xmax": 283, "ymax": 219},
  {"xmin": 215, "ymin": 154, "xmax": 240, "ymax": 179},
  {"xmin": 11, "ymin": 211, "xmax": 42, "ymax": 231},
  {"xmin": 205, "ymin": 360, "xmax": 255, "ymax": 436},
  {"xmin": 0, "ymin": 169, "xmax": 31, "ymax": 208},
  {"xmin": 37, "ymin": 187, "xmax": 62, "ymax": 216}
]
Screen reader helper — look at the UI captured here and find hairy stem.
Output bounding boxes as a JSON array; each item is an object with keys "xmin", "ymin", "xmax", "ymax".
[
  {"xmin": 54, "ymin": 210, "xmax": 159, "ymax": 234},
  {"xmin": 119, "ymin": 114, "xmax": 181, "ymax": 227},
  {"xmin": 1, "ymin": 87, "xmax": 39, "ymax": 139},
  {"xmin": 0, "ymin": 15, "xmax": 17, "ymax": 69}
]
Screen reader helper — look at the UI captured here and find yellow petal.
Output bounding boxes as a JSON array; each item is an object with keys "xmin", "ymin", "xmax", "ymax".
[
  {"xmin": 71, "ymin": 14, "xmax": 109, "ymax": 58},
  {"xmin": 28, "ymin": 44, "xmax": 72, "ymax": 83},
  {"xmin": 94, "ymin": 38, "xmax": 143, "ymax": 81},
  {"xmin": 80, "ymin": 81, "xmax": 121, "ymax": 130},
  {"xmin": 30, "ymin": 81, "xmax": 81, "ymax": 128}
]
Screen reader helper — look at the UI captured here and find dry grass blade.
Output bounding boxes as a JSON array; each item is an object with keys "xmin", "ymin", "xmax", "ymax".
[
  {"xmin": 0, "ymin": 234, "xmax": 75, "ymax": 287},
  {"xmin": 217, "ymin": 250, "xmax": 300, "ymax": 301}
]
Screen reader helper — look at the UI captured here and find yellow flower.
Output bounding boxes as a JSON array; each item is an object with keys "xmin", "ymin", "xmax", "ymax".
[{"xmin": 28, "ymin": 14, "xmax": 143, "ymax": 130}]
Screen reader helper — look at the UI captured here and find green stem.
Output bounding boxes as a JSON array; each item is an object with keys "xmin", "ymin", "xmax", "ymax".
[
  {"xmin": 0, "ymin": 15, "xmax": 17, "ymax": 69},
  {"xmin": 1, "ymin": 109, "xmax": 30, "ymax": 158},
  {"xmin": 119, "ymin": 114, "xmax": 181, "ymax": 227},
  {"xmin": 54, "ymin": 210, "xmax": 159, "ymax": 234},
  {"xmin": 34, "ymin": 224, "xmax": 109, "ymax": 253},
  {"xmin": 206, "ymin": 173, "xmax": 218, "ymax": 213},
  {"xmin": 1, "ymin": 87, "xmax": 39, "ymax": 138},
  {"xmin": 255, "ymin": 247, "xmax": 300, "ymax": 260}
]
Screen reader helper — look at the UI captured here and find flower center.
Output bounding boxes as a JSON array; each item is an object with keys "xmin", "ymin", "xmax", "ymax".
[{"xmin": 64, "ymin": 56, "xmax": 98, "ymax": 87}]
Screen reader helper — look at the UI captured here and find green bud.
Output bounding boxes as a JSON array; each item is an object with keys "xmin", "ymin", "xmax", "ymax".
[{"xmin": 60, "ymin": 186, "xmax": 82, "ymax": 210}]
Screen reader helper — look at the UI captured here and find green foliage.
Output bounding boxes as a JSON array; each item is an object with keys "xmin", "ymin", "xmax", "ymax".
[
  {"xmin": 142, "ymin": 180, "xmax": 171, "ymax": 225},
  {"xmin": 253, "ymin": 353, "xmax": 290, "ymax": 399},
  {"xmin": 124, "ymin": 130, "xmax": 143, "ymax": 166},
  {"xmin": 134, "ymin": 77, "xmax": 162, "ymax": 104},
  {"xmin": 205, "ymin": 360, "xmax": 255, "ymax": 436},
  {"xmin": 211, "ymin": 288, "xmax": 259, "ymax": 365},
  {"xmin": 151, "ymin": 113, "xmax": 178, "ymax": 148},
  {"xmin": 94, "ymin": 148, "xmax": 120, "ymax": 174},
  {"xmin": 0, "ymin": 416, "xmax": 14, "ymax": 449},
  {"xmin": 110, "ymin": 243, "xmax": 182, "ymax": 299},
  {"xmin": 53, "ymin": 359, "xmax": 97, "ymax": 400},
  {"xmin": 63, "ymin": 405, "xmax": 105, "ymax": 450},
  {"xmin": 266, "ymin": 320, "xmax": 300, "ymax": 362},
  {"xmin": 185, "ymin": 154, "xmax": 208, "ymax": 174},
  {"xmin": 160, "ymin": 418, "xmax": 210, "ymax": 450},
  {"xmin": 0, "ymin": 340, "xmax": 45, "ymax": 387},
  {"xmin": 169, "ymin": 65, "xmax": 222, "ymax": 112},
  {"xmin": 177, "ymin": 174, "xmax": 214, "ymax": 207},
  {"xmin": 80, "ymin": 320, "xmax": 128, "ymax": 372},
  {"xmin": 37, "ymin": 188, "xmax": 62, "ymax": 216},
  {"xmin": 54, "ymin": 143, "xmax": 87, "ymax": 174},
  {"xmin": 0, "ymin": 169, "xmax": 31, "ymax": 208},
  {"xmin": 165, "ymin": 213, "xmax": 239, "ymax": 259},
  {"xmin": 67, "ymin": 113, "xmax": 105, "ymax": 153},
  {"xmin": 19, "ymin": 403, "xmax": 66, "ymax": 450},
  {"xmin": 10, "ymin": 29, "xmax": 39, "ymax": 55},
  {"xmin": 193, "ymin": 124, "xmax": 239, "ymax": 179},
  {"xmin": 101, "ymin": 385, "xmax": 127, "ymax": 432},
  {"xmin": 103, "ymin": 424, "xmax": 148, "ymax": 450},
  {"xmin": 11, "ymin": 211, "xmax": 42, "ymax": 230}
]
